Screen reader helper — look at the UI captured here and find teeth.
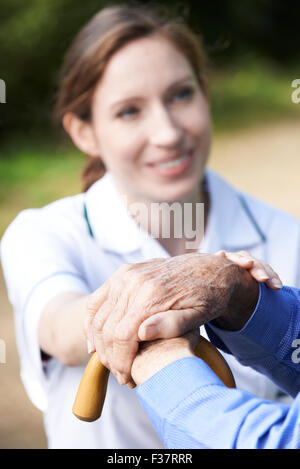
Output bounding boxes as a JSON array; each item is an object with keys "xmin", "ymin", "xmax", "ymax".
[{"xmin": 156, "ymin": 155, "xmax": 188, "ymax": 169}]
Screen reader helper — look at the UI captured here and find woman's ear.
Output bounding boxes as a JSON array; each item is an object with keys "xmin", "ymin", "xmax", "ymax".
[{"xmin": 62, "ymin": 113, "xmax": 99, "ymax": 156}]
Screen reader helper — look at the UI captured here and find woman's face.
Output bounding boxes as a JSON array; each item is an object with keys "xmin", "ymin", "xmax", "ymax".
[{"xmin": 90, "ymin": 34, "xmax": 211, "ymax": 202}]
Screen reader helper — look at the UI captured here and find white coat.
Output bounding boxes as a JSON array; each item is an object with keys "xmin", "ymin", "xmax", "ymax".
[{"xmin": 1, "ymin": 169, "xmax": 300, "ymax": 448}]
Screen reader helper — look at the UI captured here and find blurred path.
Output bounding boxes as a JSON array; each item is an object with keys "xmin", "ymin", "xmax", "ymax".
[
  {"xmin": 0, "ymin": 118, "xmax": 299, "ymax": 448},
  {"xmin": 0, "ymin": 268, "xmax": 47, "ymax": 449},
  {"xmin": 209, "ymin": 118, "xmax": 300, "ymax": 219}
]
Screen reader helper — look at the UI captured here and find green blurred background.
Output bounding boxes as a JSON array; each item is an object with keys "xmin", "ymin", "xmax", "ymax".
[
  {"xmin": 0, "ymin": 0, "xmax": 300, "ymax": 448},
  {"xmin": 1, "ymin": 0, "xmax": 300, "ymax": 236}
]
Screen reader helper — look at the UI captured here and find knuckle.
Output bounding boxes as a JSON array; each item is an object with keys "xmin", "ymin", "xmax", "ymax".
[
  {"xmin": 240, "ymin": 250, "xmax": 250, "ymax": 256},
  {"xmin": 102, "ymin": 321, "xmax": 113, "ymax": 339},
  {"xmin": 127, "ymin": 264, "xmax": 148, "ymax": 283},
  {"xmin": 226, "ymin": 251, "xmax": 236, "ymax": 258},
  {"xmin": 127, "ymin": 269, "xmax": 142, "ymax": 284},
  {"xmin": 86, "ymin": 291, "xmax": 102, "ymax": 314},
  {"xmin": 86, "ymin": 296, "xmax": 96, "ymax": 314},
  {"xmin": 146, "ymin": 277, "xmax": 163, "ymax": 294},
  {"xmin": 269, "ymin": 267, "xmax": 278, "ymax": 277},
  {"xmin": 113, "ymin": 327, "xmax": 131, "ymax": 343},
  {"xmin": 92, "ymin": 312, "xmax": 106, "ymax": 332},
  {"xmin": 117, "ymin": 263, "xmax": 132, "ymax": 276}
]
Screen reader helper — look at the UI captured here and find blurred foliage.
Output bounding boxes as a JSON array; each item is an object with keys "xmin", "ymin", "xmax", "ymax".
[
  {"xmin": 0, "ymin": 0, "xmax": 300, "ymax": 139},
  {"xmin": 0, "ymin": 137, "xmax": 83, "ymax": 236},
  {"xmin": 210, "ymin": 59, "xmax": 300, "ymax": 133}
]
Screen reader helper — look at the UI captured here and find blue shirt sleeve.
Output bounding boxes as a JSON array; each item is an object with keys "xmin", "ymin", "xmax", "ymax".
[
  {"xmin": 137, "ymin": 357, "xmax": 300, "ymax": 449},
  {"xmin": 206, "ymin": 284, "xmax": 300, "ymax": 397},
  {"xmin": 137, "ymin": 284, "xmax": 300, "ymax": 449}
]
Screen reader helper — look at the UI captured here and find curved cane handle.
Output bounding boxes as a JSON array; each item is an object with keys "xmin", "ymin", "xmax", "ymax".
[
  {"xmin": 72, "ymin": 336, "xmax": 235, "ymax": 422},
  {"xmin": 194, "ymin": 336, "xmax": 235, "ymax": 389},
  {"xmin": 72, "ymin": 352, "xmax": 110, "ymax": 421}
]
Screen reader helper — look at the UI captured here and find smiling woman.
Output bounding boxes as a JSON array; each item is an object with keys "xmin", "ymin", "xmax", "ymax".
[
  {"xmin": 62, "ymin": 35, "xmax": 211, "ymax": 205},
  {"xmin": 54, "ymin": 6, "xmax": 208, "ymax": 196},
  {"xmin": 2, "ymin": 4, "xmax": 300, "ymax": 450}
]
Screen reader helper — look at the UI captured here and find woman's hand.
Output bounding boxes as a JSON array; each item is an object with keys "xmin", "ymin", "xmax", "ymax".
[
  {"xmin": 216, "ymin": 250, "xmax": 283, "ymax": 290},
  {"xmin": 84, "ymin": 253, "xmax": 258, "ymax": 386}
]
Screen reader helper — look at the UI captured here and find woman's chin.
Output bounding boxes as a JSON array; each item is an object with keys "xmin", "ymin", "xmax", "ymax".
[{"xmin": 144, "ymin": 178, "xmax": 202, "ymax": 204}]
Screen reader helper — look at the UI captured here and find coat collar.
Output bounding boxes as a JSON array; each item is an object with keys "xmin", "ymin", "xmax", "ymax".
[
  {"xmin": 203, "ymin": 169, "xmax": 266, "ymax": 252},
  {"xmin": 84, "ymin": 170, "xmax": 266, "ymax": 255},
  {"xmin": 84, "ymin": 172, "xmax": 144, "ymax": 254}
]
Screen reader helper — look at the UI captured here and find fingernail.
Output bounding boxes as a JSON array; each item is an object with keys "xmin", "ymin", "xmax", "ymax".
[
  {"xmin": 270, "ymin": 278, "xmax": 283, "ymax": 289},
  {"xmin": 243, "ymin": 257, "xmax": 253, "ymax": 263},
  {"xmin": 140, "ymin": 324, "xmax": 158, "ymax": 340},
  {"xmin": 87, "ymin": 340, "xmax": 93, "ymax": 354},
  {"xmin": 127, "ymin": 382, "xmax": 136, "ymax": 389},
  {"xmin": 116, "ymin": 372, "xmax": 126, "ymax": 385},
  {"xmin": 256, "ymin": 269, "xmax": 269, "ymax": 280}
]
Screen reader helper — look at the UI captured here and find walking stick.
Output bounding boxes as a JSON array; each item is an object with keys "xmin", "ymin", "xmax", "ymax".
[{"xmin": 72, "ymin": 335, "xmax": 236, "ymax": 422}]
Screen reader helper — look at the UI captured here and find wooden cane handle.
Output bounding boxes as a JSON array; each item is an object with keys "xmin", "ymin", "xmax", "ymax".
[
  {"xmin": 72, "ymin": 336, "xmax": 235, "ymax": 422},
  {"xmin": 194, "ymin": 335, "xmax": 235, "ymax": 389},
  {"xmin": 72, "ymin": 352, "xmax": 110, "ymax": 422}
]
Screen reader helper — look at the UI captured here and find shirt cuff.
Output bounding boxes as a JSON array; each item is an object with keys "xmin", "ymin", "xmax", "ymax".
[
  {"xmin": 137, "ymin": 357, "xmax": 223, "ymax": 437},
  {"xmin": 208, "ymin": 284, "xmax": 292, "ymax": 360}
]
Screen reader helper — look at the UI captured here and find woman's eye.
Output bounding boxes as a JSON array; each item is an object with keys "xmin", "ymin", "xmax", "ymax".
[
  {"xmin": 117, "ymin": 107, "xmax": 139, "ymax": 119},
  {"xmin": 172, "ymin": 87, "xmax": 194, "ymax": 102}
]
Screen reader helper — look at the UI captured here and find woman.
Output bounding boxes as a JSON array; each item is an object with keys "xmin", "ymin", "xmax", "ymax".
[{"xmin": 1, "ymin": 5, "xmax": 300, "ymax": 449}]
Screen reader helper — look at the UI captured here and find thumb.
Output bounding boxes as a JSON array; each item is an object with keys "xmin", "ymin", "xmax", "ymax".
[{"xmin": 138, "ymin": 308, "xmax": 201, "ymax": 341}]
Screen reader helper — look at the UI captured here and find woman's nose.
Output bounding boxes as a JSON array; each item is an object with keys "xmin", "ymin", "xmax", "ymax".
[{"xmin": 149, "ymin": 105, "xmax": 184, "ymax": 148}]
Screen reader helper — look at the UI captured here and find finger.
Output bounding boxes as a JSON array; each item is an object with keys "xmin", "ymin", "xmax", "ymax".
[
  {"xmin": 224, "ymin": 251, "xmax": 280, "ymax": 286},
  {"xmin": 249, "ymin": 261, "xmax": 282, "ymax": 289},
  {"xmin": 138, "ymin": 308, "xmax": 202, "ymax": 341},
  {"xmin": 223, "ymin": 251, "xmax": 254, "ymax": 269},
  {"xmin": 266, "ymin": 277, "xmax": 283, "ymax": 289},
  {"xmin": 101, "ymin": 295, "xmax": 130, "ymax": 378},
  {"xmin": 108, "ymin": 279, "xmax": 150, "ymax": 383},
  {"xmin": 109, "ymin": 281, "xmax": 162, "ymax": 384},
  {"xmin": 215, "ymin": 250, "xmax": 226, "ymax": 257},
  {"xmin": 91, "ymin": 300, "xmax": 112, "ymax": 370},
  {"xmin": 84, "ymin": 316, "xmax": 96, "ymax": 354},
  {"xmin": 101, "ymin": 313, "xmax": 116, "ymax": 373},
  {"xmin": 112, "ymin": 333, "xmax": 139, "ymax": 385},
  {"xmin": 226, "ymin": 251, "xmax": 282, "ymax": 288},
  {"xmin": 85, "ymin": 284, "xmax": 109, "ymax": 352},
  {"xmin": 91, "ymin": 269, "xmax": 134, "ymax": 370}
]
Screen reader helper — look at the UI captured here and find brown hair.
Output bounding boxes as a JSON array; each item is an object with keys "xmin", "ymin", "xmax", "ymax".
[{"xmin": 54, "ymin": 4, "xmax": 207, "ymax": 192}]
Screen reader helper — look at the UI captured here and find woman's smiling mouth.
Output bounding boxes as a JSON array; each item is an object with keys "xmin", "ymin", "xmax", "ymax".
[{"xmin": 146, "ymin": 150, "xmax": 194, "ymax": 177}]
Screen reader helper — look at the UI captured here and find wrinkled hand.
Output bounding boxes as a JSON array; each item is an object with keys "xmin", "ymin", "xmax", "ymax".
[{"xmin": 85, "ymin": 253, "xmax": 257, "ymax": 386}]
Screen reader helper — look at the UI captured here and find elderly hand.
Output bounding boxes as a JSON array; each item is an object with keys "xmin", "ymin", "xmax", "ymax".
[{"xmin": 85, "ymin": 253, "xmax": 258, "ymax": 386}]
